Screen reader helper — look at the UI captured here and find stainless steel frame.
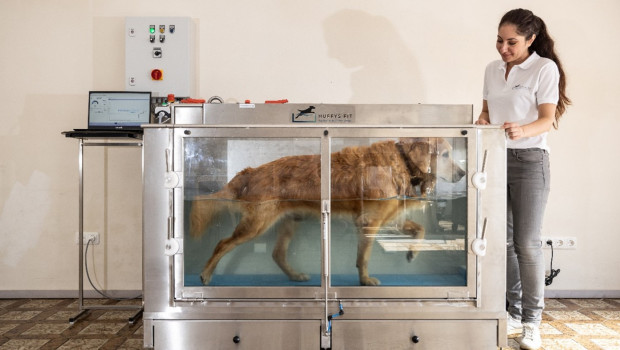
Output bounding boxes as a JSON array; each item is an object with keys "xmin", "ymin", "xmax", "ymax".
[
  {"xmin": 143, "ymin": 104, "xmax": 507, "ymax": 349},
  {"xmin": 69, "ymin": 138, "xmax": 144, "ymax": 324}
]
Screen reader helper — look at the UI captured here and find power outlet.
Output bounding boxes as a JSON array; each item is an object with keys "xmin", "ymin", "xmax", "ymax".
[
  {"xmin": 541, "ymin": 236, "xmax": 576, "ymax": 249},
  {"xmin": 75, "ymin": 232, "xmax": 100, "ymax": 245}
]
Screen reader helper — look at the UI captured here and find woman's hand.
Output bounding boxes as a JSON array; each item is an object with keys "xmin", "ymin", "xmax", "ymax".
[
  {"xmin": 475, "ymin": 118, "xmax": 490, "ymax": 125},
  {"xmin": 502, "ymin": 104, "xmax": 556, "ymax": 140},
  {"xmin": 476, "ymin": 100, "xmax": 491, "ymax": 125},
  {"xmin": 503, "ymin": 122, "xmax": 524, "ymax": 140}
]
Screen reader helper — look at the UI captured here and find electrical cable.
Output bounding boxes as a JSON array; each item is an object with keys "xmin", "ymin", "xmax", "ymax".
[
  {"xmin": 545, "ymin": 240, "xmax": 561, "ymax": 286},
  {"xmin": 155, "ymin": 110, "xmax": 171, "ymax": 124},
  {"xmin": 84, "ymin": 238, "xmax": 142, "ymax": 300},
  {"xmin": 207, "ymin": 96, "xmax": 224, "ymax": 104},
  {"xmin": 326, "ymin": 301, "xmax": 344, "ymax": 333}
]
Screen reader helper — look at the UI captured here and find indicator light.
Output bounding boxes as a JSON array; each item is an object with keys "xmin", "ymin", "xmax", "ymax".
[
  {"xmin": 159, "ymin": 25, "xmax": 165, "ymax": 33},
  {"xmin": 151, "ymin": 69, "xmax": 163, "ymax": 80},
  {"xmin": 149, "ymin": 25, "xmax": 156, "ymax": 34}
]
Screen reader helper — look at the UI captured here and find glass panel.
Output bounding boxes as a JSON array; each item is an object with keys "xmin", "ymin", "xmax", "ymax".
[
  {"xmin": 183, "ymin": 137, "xmax": 322, "ymax": 287},
  {"xmin": 329, "ymin": 137, "xmax": 468, "ymax": 287}
]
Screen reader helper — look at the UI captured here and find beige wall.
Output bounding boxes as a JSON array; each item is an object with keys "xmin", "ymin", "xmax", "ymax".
[{"xmin": 1, "ymin": 0, "xmax": 618, "ymax": 296}]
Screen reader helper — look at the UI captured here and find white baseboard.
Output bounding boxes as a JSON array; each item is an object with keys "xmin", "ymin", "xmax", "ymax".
[
  {"xmin": 2, "ymin": 289, "xmax": 619, "ymax": 299},
  {"xmin": 544, "ymin": 290, "xmax": 620, "ymax": 298},
  {"xmin": 0, "ymin": 290, "xmax": 142, "ymax": 299}
]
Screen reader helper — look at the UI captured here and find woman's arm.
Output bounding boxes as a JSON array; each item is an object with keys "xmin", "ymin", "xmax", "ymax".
[
  {"xmin": 475, "ymin": 100, "xmax": 490, "ymax": 125},
  {"xmin": 503, "ymin": 103, "xmax": 556, "ymax": 140}
]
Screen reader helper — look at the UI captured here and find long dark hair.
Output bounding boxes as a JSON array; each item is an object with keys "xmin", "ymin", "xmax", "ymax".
[{"xmin": 500, "ymin": 8, "xmax": 571, "ymax": 128}]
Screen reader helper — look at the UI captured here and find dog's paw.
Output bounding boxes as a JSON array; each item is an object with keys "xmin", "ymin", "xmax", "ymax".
[
  {"xmin": 360, "ymin": 276, "xmax": 381, "ymax": 286},
  {"xmin": 406, "ymin": 250, "xmax": 419, "ymax": 262},
  {"xmin": 419, "ymin": 174, "xmax": 437, "ymax": 197},
  {"xmin": 290, "ymin": 273, "xmax": 311, "ymax": 282},
  {"xmin": 200, "ymin": 272, "xmax": 212, "ymax": 286}
]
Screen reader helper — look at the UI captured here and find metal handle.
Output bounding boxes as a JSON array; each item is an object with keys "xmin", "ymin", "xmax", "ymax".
[
  {"xmin": 165, "ymin": 148, "xmax": 172, "ymax": 172},
  {"xmin": 472, "ymin": 150, "xmax": 488, "ymax": 190},
  {"xmin": 472, "ymin": 217, "xmax": 488, "ymax": 257},
  {"xmin": 322, "ymin": 200, "xmax": 330, "ymax": 278}
]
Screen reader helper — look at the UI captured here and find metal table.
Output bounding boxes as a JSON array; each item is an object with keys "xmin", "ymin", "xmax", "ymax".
[{"xmin": 64, "ymin": 135, "xmax": 144, "ymax": 324}]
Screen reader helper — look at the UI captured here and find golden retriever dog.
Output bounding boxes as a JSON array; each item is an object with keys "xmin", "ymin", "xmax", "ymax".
[{"xmin": 190, "ymin": 138, "xmax": 465, "ymax": 286}]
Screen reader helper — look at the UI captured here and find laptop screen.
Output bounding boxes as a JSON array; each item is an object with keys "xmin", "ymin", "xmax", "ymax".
[{"xmin": 88, "ymin": 91, "xmax": 151, "ymax": 130}]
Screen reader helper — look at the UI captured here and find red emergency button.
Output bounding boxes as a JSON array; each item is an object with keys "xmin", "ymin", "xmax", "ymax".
[{"xmin": 151, "ymin": 69, "xmax": 163, "ymax": 80}]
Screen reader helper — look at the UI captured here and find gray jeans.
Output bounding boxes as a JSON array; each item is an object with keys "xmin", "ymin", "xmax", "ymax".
[{"xmin": 506, "ymin": 148, "xmax": 550, "ymax": 325}]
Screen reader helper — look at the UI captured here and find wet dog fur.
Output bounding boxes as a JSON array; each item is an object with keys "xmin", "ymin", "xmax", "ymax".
[{"xmin": 189, "ymin": 138, "xmax": 465, "ymax": 286}]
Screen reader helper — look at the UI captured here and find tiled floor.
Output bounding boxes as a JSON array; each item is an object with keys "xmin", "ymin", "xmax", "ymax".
[
  {"xmin": 505, "ymin": 299, "xmax": 620, "ymax": 350},
  {"xmin": 1, "ymin": 298, "xmax": 619, "ymax": 349},
  {"xmin": 0, "ymin": 298, "xmax": 142, "ymax": 350}
]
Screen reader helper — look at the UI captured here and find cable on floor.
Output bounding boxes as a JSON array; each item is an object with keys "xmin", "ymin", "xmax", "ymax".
[{"xmin": 85, "ymin": 238, "xmax": 142, "ymax": 300}]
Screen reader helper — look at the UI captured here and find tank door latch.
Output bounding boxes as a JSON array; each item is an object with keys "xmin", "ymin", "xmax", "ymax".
[
  {"xmin": 164, "ymin": 172, "xmax": 182, "ymax": 188},
  {"xmin": 164, "ymin": 238, "xmax": 183, "ymax": 256},
  {"xmin": 472, "ymin": 150, "xmax": 488, "ymax": 190}
]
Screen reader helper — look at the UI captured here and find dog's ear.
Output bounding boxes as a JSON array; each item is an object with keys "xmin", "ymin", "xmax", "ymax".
[
  {"xmin": 400, "ymin": 137, "xmax": 438, "ymax": 154},
  {"xmin": 398, "ymin": 139, "xmax": 432, "ymax": 174}
]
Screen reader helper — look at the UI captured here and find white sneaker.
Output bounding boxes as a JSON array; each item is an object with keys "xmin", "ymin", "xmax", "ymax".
[
  {"xmin": 519, "ymin": 323, "xmax": 541, "ymax": 349},
  {"xmin": 507, "ymin": 313, "xmax": 523, "ymax": 337}
]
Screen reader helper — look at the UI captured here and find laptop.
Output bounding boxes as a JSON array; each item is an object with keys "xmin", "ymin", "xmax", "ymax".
[{"xmin": 63, "ymin": 91, "xmax": 151, "ymax": 138}]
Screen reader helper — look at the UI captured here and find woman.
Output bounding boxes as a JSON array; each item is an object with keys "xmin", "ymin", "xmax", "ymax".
[{"xmin": 475, "ymin": 8, "xmax": 570, "ymax": 350}]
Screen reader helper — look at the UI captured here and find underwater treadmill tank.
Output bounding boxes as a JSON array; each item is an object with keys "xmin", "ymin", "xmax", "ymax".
[{"xmin": 142, "ymin": 103, "xmax": 507, "ymax": 349}]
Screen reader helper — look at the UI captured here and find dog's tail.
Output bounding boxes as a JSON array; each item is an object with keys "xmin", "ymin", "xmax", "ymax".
[
  {"xmin": 189, "ymin": 189, "xmax": 237, "ymax": 239},
  {"xmin": 189, "ymin": 168, "xmax": 252, "ymax": 239}
]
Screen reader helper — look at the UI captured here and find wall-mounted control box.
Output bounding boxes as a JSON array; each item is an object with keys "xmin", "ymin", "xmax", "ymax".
[{"xmin": 125, "ymin": 17, "xmax": 195, "ymax": 97}]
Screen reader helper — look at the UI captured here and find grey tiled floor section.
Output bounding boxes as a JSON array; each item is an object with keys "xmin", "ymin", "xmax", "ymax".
[
  {"xmin": 1, "ymin": 298, "xmax": 620, "ymax": 349},
  {"xmin": 0, "ymin": 299, "xmax": 142, "ymax": 349}
]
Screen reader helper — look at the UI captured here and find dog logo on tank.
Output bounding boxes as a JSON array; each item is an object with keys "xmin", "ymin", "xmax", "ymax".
[
  {"xmin": 291, "ymin": 105, "xmax": 355, "ymax": 123},
  {"xmin": 292, "ymin": 106, "xmax": 316, "ymax": 122}
]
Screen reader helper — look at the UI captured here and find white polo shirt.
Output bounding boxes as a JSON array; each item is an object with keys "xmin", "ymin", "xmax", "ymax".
[{"xmin": 483, "ymin": 52, "xmax": 560, "ymax": 151}]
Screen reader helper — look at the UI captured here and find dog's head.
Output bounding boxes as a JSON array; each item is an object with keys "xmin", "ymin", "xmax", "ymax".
[{"xmin": 398, "ymin": 138, "xmax": 466, "ymax": 183}]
